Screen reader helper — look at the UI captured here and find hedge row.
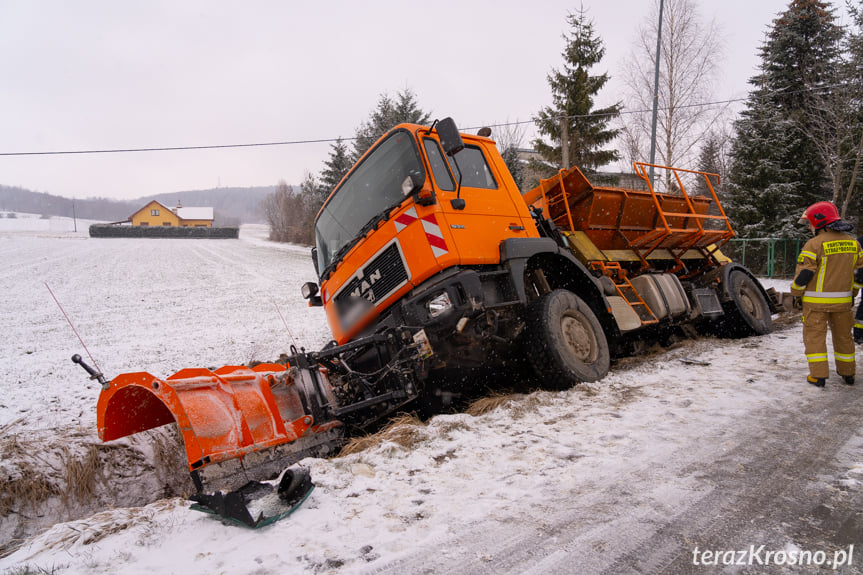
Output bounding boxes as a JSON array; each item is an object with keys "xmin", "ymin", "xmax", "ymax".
[{"xmin": 89, "ymin": 225, "xmax": 239, "ymax": 239}]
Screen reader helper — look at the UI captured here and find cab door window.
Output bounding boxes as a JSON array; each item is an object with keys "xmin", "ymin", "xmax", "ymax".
[
  {"xmin": 446, "ymin": 145, "xmax": 498, "ymax": 189},
  {"xmin": 423, "ymin": 138, "xmax": 456, "ymax": 191}
]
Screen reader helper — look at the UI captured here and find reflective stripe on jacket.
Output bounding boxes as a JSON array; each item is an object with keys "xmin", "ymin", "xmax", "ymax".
[{"xmin": 791, "ymin": 230, "xmax": 863, "ymax": 310}]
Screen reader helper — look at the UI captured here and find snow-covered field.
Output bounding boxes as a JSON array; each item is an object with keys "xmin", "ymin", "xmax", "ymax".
[
  {"xmin": 0, "ymin": 212, "xmax": 91, "ymax": 234},
  {"xmin": 0, "ymin": 222, "xmax": 329, "ymax": 435},
  {"xmin": 1, "ymin": 221, "xmax": 861, "ymax": 575}
]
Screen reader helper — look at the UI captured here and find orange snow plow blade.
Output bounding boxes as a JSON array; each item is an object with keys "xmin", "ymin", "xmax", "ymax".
[
  {"xmin": 80, "ymin": 329, "xmax": 419, "ymax": 525},
  {"xmin": 96, "ymin": 363, "xmax": 342, "ymax": 493}
]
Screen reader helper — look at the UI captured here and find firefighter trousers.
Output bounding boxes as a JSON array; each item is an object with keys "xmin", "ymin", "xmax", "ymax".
[{"xmin": 802, "ymin": 304, "xmax": 856, "ymax": 378}]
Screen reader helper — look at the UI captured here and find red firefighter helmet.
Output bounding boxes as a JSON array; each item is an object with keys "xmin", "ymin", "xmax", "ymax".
[{"xmin": 798, "ymin": 201, "xmax": 840, "ymax": 230}]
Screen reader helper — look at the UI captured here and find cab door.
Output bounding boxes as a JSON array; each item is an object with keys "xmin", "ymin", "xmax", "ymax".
[{"xmin": 426, "ymin": 138, "xmax": 534, "ymax": 265}]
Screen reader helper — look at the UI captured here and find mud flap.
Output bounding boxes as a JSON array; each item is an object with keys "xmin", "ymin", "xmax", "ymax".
[{"xmin": 189, "ymin": 466, "xmax": 314, "ymax": 528}]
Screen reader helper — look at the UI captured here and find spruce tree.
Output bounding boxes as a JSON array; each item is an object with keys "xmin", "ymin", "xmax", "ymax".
[
  {"xmin": 299, "ymin": 172, "xmax": 326, "ymax": 245},
  {"xmin": 352, "ymin": 89, "xmax": 430, "ymax": 160},
  {"xmin": 501, "ymin": 146, "xmax": 525, "ymax": 191},
  {"xmin": 725, "ymin": 0, "xmax": 841, "ymax": 238},
  {"xmin": 533, "ymin": 6, "xmax": 621, "ymax": 175},
  {"xmin": 836, "ymin": 1, "xmax": 863, "ymax": 219},
  {"xmin": 694, "ymin": 136, "xmax": 724, "ymax": 198},
  {"xmin": 320, "ymin": 137, "xmax": 352, "ymax": 193}
]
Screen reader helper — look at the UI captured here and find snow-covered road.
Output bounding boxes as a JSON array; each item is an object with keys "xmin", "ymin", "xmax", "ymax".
[{"xmin": 1, "ymin": 224, "xmax": 861, "ymax": 574}]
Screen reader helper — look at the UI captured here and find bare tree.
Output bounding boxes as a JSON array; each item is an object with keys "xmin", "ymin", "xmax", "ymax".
[
  {"xmin": 487, "ymin": 120, "xmax": 528, "ymax": 190},
  {"xmin": 489, "ymin": 121, "xmax": 526, "ymax": 155},
  {"xmin": 802, "ymin": 82, "xmax": 863, "ymax": 217},
  {"xmin": 618, "ymin": 0, "xmax": 726, "ymax": 179},
  {"xmin": 263, "ymin": 181, "xmax": 304, "ymax": 243},
  {"xmin": 800, "ymin": 2, "xmax": 863, "ymax": 218}
]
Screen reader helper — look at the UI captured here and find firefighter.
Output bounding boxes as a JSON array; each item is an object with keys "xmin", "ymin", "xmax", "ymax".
[{"xmin": 791, "ymin": 201, "xmax": 863, "ymax": 387}]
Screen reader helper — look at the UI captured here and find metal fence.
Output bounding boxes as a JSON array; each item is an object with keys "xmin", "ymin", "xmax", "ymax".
[{"xmin": 721, "ymin": 238, "xmax": 804, "ymax": 278}]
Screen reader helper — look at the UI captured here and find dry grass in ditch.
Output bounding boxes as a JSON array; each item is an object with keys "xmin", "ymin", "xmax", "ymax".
[
  {"xmin": 31, "ymin": 500, "xmax": 177, "ymax": 553},
  {"xmin": 465, "ymin": 391, "xmax": 544, "ymax": 419},
  {"xmin": 0, "ymin": 438, "xmax": 104, "ymax": 519},
  {"xmin": 465, "ymin": 392, "xmax": 522, "ymax": 416},
  {"xmin": 60, "ymin": 445, "xmax": 101, "ymax": 505},
  {"xmin": 0, "ymin": 423, "xmax": 191, "ymax": 526},
  {"xmin": 0, "ymin": 432, "xmax": 61, "ymax": 518},
  {"xmin": 338, "ymin": 391, "xmax": 548, "ymax": 457},
  {"xmin": 339, "ymin": 414, "xmax": 427, "ymax": 456},
  {"xmin": 0, "ymin": 470, "xmax": 61, "ymax": 519},
  {"xmin": 507, "ymin": 393, "xmax": 543, "ymax": 418}
]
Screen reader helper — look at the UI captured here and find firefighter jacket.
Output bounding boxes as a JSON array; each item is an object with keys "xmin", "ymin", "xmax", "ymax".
[{"xmin": 790, "ymin": 229, "xmax": 863, "ymax": 311}]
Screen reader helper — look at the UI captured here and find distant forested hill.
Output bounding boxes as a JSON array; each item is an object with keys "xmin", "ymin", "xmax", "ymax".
[{"xmin": 0, "ymin": 184, "xmax": 277, "ymax": 224}]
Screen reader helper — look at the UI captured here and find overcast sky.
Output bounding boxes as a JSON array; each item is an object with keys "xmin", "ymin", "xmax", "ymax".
[{"xmin": 0, "ymin": 0, "xmax": 843, "ymax": 201}]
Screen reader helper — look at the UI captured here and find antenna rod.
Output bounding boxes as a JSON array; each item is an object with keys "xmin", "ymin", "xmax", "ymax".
[
  {"xmin": 45, "ymin": 282, "xmax": 108, "ymax": 387},
  {"xmin": 274, "ymin": 302, "xmax": 299, "ymax": 351}
]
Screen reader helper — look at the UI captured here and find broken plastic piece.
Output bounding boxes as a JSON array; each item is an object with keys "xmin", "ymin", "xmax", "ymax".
[{"xmin": 189, "ymin": 466, "xmax": 314, "ymax": 528}]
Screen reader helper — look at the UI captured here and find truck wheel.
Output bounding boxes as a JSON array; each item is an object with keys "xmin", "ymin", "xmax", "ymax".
[
  {"xmin": 722, "ymin": 270, "xmax": 773, "ymax": 337},
  {"xmin": 526, "ymin": 289, "xmax": 610, "ymax": 389}
]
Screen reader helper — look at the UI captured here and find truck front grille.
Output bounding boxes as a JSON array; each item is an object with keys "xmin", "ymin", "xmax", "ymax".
[{"xmin": 334, "ymin": 241, "xmax": 409, "ymax": 311}]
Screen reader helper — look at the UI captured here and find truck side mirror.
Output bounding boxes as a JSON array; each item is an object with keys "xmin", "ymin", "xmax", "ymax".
[
  {"xmin": 401, "ymin": 173, "xmax": 422, "ymax": 196},
  {"xmin": 436, "ymin": 118, "xmax": 467, "ymax": 210},
  {"xmin": 437, "ymin": 117, "xmax": 464, "ymax": 157},
  {"xmin": 402, "ymin": 172, "xmax": 436, "ymax": 206}
]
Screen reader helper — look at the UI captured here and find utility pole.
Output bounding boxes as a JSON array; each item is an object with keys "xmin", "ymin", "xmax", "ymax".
[
  {"xmin": 560, "ymin": 115, "xmax": 570, "ymax": 169},
  {"xmin": 648, "ymin": 0, "xmax": 665, "ymax": 186}
]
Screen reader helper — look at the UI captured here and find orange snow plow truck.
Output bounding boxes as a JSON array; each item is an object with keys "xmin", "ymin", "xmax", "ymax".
[{"xmin": 78, "ymin": 117, "xmax": 776, "ymax": 526}]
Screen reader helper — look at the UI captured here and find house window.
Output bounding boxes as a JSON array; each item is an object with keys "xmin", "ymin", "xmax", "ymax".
[
  {"xmin": 151, "ymin": 209, "xmax": 160, "ymax": 216},
  {"xmin": 163, "ymin": 222, "xmax": 172, "ymax": 226}
]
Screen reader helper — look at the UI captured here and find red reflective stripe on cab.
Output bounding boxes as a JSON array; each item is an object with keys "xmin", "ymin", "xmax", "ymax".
[
  {"xmin": 427, "ymin": 234, "xmax": 448, "ymax": 251},
  {"xmin": 420, "ymin": 213, "xmax": 448, "ymax": 256}
]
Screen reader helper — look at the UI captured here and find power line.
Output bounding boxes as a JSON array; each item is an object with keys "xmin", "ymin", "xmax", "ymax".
[
  {"xmin": 0, "ymin": 137, "xmax": 340, "ymax": 157},
  {"xmin": 0, "ymin": 98, "xmax": 742, "ymax": 158},
  {"xmin": 0, "ymin": 81, "xmax": 854, "ymax": 158}
]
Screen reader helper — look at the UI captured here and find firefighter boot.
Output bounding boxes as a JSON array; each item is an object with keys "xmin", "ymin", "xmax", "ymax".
[
  {"xmin": 842, "ymin": 375, "xmax": 855, "ymax": 386},
  {"xmin": 807, "ymin": 375, "xmax": 826, "ymax": 388}
]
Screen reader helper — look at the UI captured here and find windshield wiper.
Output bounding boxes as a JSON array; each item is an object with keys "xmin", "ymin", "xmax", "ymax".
[
  {"xmin": 359, "ymin": 206, "xmax": 393, "ymax": 237},
  {"xmin": 321, "ymin": 206, "xmax": 397, "ymax": 280},
  {"xmin": 321, "ymin": 241, "xmax": 356, "ymax": 280}
]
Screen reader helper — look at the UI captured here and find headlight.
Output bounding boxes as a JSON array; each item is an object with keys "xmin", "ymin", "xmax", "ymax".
[{"xmin": 427, "ymin": 291, "xmax": 452, "ymax": 318}]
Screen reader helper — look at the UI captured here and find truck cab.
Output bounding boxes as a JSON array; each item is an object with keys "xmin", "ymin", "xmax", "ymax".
[{"xmin": 311, "ymin": 119, "xmax": 551, "ymax": 354}]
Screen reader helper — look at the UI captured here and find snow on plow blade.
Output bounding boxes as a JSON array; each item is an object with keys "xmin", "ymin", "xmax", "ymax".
[{"xmin": 96, "ymin": 362, "xmax": 341, "ymax": 524}]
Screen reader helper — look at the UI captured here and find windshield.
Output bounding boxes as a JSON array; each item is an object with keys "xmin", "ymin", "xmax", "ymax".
[{"xmin": 315, "ymin": 129, "xmax": 424, "ymax": 275}]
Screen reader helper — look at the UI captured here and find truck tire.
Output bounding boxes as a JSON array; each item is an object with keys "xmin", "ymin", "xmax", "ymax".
[
  {"xmin": 722, "ymin": 270, "xmax": 772, "ymax": 337},
  {"xmin": 526, "ymin": 289, "xmax": 610, "ymax": 389}
]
